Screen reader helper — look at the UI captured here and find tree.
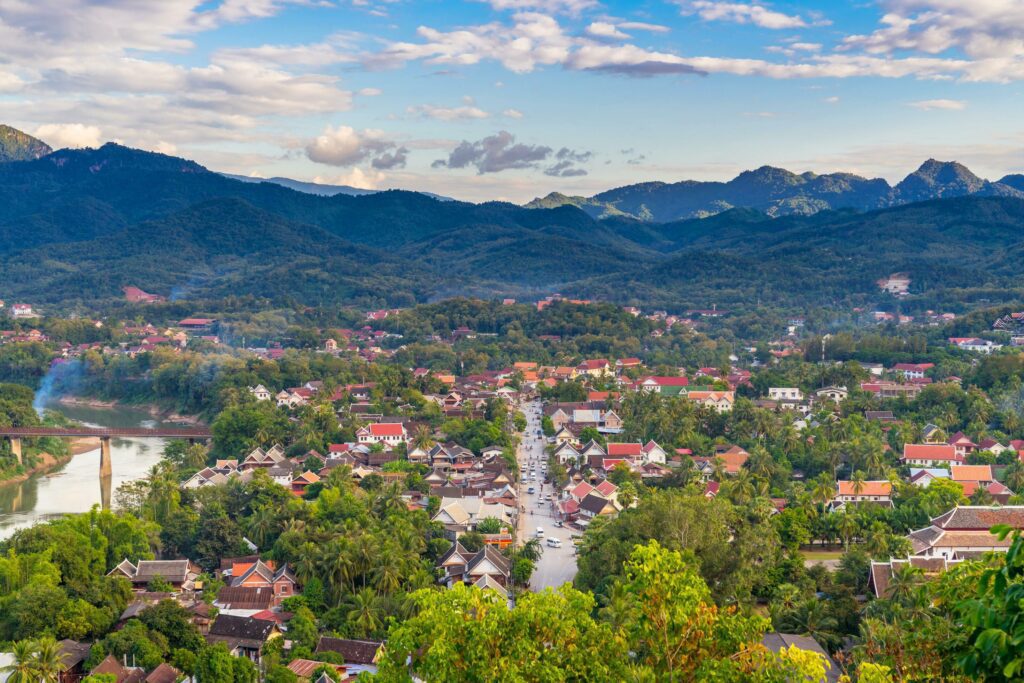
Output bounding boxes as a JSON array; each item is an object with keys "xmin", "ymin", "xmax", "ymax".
[
  {"xmin": 376, "ymin": 583, "xmax": 630, "ymax": 681},
  {"xmin": 1, "ymin": 640, "xmax": 42, "ymax": 683},
  {"xmin": 474, "ymin": 517, "xmax": 504, "ymax": 534},
  {"xmin": 194, "ymin": 644, "xmax": 237, "ymax": 683}
]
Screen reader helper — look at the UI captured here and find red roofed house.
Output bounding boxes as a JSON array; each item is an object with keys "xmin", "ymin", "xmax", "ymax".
[
  {"xmin": 607, "ymin": 442, "xmax": 643, "ymax": 459},
  {"xmin": 357, "ymin": 422, "xmax": 408, "ymax": 445},
  {"xmin": 833, "ymin": 480, "xmax": 893, "ymax": 507},
  {"xmin": 123, "ymin": 286, "xmax": 166, "ymax": 304},
  {"xmin": 947, "ymin": 432, "xmax": 979, "ymax": 458},
  {"xmin": 891, "ymin": 363, "xmax": 934, "ymax": 380},
  {"xmin": 902, "ymin": 443, "xmax": 963, "ymax": 467},
  {"xmin": 577, "ymin": 359, "xmax": 612, "ymax": 377}
]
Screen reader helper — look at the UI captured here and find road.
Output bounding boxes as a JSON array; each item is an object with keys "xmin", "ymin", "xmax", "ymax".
[{"xmin": 516, "ymin": 399, "xmax": 579, "ymax": 591}]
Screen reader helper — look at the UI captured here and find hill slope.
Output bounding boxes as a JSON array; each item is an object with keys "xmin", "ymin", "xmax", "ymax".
[
  {"xmin": 2, "ymin": 140, "xmax": 1024, "ymax": 312},
  {"xmin": 0, "ymin": 125, "xmax": 51, "ymax": 162}
]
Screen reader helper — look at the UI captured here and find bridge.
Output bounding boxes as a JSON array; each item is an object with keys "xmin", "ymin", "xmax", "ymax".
[{"xmin": 0, "ymin": 426, "xmax": 212, "ymax": 477}]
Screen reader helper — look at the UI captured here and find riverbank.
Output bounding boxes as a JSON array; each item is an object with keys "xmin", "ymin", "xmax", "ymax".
[
  {"xmin": 57, "ymin": 396, "xmax": 204, "ymax": 425},
  {"xmin": 0, "ymin": 439, "xmax": 93, "ymax": 488}
]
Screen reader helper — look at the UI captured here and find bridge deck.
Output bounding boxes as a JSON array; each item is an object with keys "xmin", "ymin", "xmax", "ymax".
[{"xmin": 0, "ymin": 426, "xmax": 212, "ymax": 438}]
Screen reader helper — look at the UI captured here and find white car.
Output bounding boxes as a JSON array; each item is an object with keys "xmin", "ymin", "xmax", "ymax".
[
  {"xmin": 535, "ymin": 527, "xmax": 544, "ymax": 537},
  {"xmin": 546, "ymin": 537, "xmax": 562, "ymax": 548}
]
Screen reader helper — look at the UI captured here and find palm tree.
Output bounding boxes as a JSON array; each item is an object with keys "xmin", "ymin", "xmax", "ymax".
[
  {"xmin": 372, "ymin": 550, "xmax": 404, "ymax": 595},
  {"xmin": 1, "ymin": 640, "xmax": 39, "ymax": 683},
  {"xmin": 836, "ymin": 511, "xmax": 859, "ymax": 551},
  {"xmin": 887, "ymin": 563, "xmax": 923, "ymax": 606},
  {"xmin": 851, "ymin": 470, "xmax": 867, "ymax": 498},
  {"xmin": 730, "ymin": 469, "xmax": 757, "ymax": 505},
  {"xmin": 411, "ymin": 424, "xmax": 435, "ymax": 451},
  {"xmin": 346, "ymin": 587, "xmax": 384, "ymax": 637},
  {"xmin": 519, "ymin": 537, "xmax": 543, "ymax": 562},
  {"xmin": 811, "ymin": 473, "xmax": 837, "ymax": 515},
  {"xmin": 32, "ymin": 637, "xmax": 66, "ymax": 683},
  {"xmin": 599, "ymin": 582, "xmax": 636, "ymax": 633}
]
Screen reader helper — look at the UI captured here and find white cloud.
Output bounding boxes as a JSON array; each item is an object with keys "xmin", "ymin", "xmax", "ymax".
[
  {"xmin": 408, "ymin": 104, "xmax": 491, "ymax": 120},
  {"xmin": 618, "ymin": 21, "xmax": 671, "ymax": 33},
  {"xmin": 313, "ymin": 167, "xmax": 387, "ymax": 189},
  {"xmin": 358, "ymin": 87, "xmax": 383, "ymax": 96},
  {"xmin": 33, "ymin": 122, "xmax": 103, "ymax": 148},
  {"xmin": 586, "ymin": 22, "xmax": 630, "ymax": 40},
  {"xmin": 909, "ymin": 98, "xmax": 967, "ymax": 110},
  {"xmin": 482, "ymin": 0, "xmax": 597, "ymax": 14},
  {"xmin": 305, "ymin": 125, "xmax": 397, "ymax": 166},
  {"xmin": 843, "ymin": 1, "xmax": 1024, "ymax": 60},
  {"xmin": 823, "ymin": 95, "xmax": 840, "ymax": 104},
  {"xmin": 681, "ymin": 1, "xmax": 825, "ymax": 30},
  {"xmin": 503, "ymin": 108, "xmax": 524, "ymax": 118}
]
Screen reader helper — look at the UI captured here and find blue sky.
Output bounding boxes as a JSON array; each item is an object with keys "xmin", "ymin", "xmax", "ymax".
[{"xmin": 1, "ymin": 0, "xmax": 1023, "ymax": 201}]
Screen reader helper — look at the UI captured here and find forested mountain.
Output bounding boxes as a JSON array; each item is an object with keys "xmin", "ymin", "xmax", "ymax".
[
  {"xmin": 0, "ymin": 125, "xmax": 51, "ymax": 162},
  {"xmin": 2, "ymin": 139, "xmax": 1024, "ymax": 313},
  {"xmin": 527, "ymin": 159, "xmax": 1024, "ymax": 222}
]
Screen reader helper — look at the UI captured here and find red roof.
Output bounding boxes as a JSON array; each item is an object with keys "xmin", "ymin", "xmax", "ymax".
[
  {"xmin": 902, "ymin": 443, "xmax": 961, "ymax": 461},
  {"xmin": 642, "ymin": 376, "xmax": 689, "ymax": 387},
  {"xmin": 369, "ymin": 422, "xmax": 405, "ymax": 437},
  {"xmin": 607, "ymin": 443, "xmax": 643, "ymax": 457}
]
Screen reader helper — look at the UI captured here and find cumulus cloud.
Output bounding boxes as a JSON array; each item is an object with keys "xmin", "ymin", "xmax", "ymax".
[
  {"xmin": 33, "ymin": 122, "xmax": 103, "ymax": 148},
  {"xmin": 372, "ymin": 146, "xmax": 409, "ymax": 169},
  {"xmin": 305, "ymin": 125, "xmax": 401, "ymax": 167},
  {"xmin": 433, "ymin": 130, "xmax": 591, "ymax": 175},
  {"xmin": 358, "ymin": 87, "xmax": 383, "ymax": 96},
  {"xmin": 824, "ymin": 95, "xmax": 840, "ymax": 104},
  {"xmin": 482, "ymin": 0, "xmax": 597, "ymax": 14},
  {"xmin": 618, "ymin": 21, "xmax": 671, "ymax": 33},
  {"xmin": 313, "ymin": 168, "xmax": 387, "ymax": 190},
  {"xmin": 502, "ymin": 108, "xmax": 524, "ymax": 118},
  {"xmin": 909, "ymin": 98, "xmax": 967, "ymax": 110}
]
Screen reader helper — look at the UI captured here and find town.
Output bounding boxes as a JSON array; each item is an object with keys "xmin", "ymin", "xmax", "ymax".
[{"xmin": 0, "ymin": 293, "xmax": 1023, "ymax": 681}]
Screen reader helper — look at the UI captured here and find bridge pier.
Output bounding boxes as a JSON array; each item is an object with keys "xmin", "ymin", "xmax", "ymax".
[
  {"xmin": 9, "ymin": 437, "xmax": 21, "ymax": 465},
  {"xmin": 99, "ymin": 437, "xmax": 112, "ymax": 477}
]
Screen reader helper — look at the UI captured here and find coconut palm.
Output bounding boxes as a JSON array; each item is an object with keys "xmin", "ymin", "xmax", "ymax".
[
  {"xmin": 1, "ymin": 640, "xmax": 40, "ymax": 683},
  {"xmin": 851, "ymin": 470, "xmax": 867, "ymax": 498},
  {"xmin": 33, "ymin": 637, "xmax": 66, "ymax": 683},
  {"xmin": 887, "ymin": 563, "xmax": 924, "ymax": 606},
  {"xmin": 346, "ymin": 587, "xmax": 384, "ymax": 637}
]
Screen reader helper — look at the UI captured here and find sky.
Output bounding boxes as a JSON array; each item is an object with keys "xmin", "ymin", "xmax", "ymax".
[{"xmin": 1, "ymin": 0, "xmax": 1024, "ymax": 202}]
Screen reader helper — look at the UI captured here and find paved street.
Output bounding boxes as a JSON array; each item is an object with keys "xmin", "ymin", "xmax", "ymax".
[{"xmin": 517, "ymin": 399, "xmax": 579, "ymax": 591}]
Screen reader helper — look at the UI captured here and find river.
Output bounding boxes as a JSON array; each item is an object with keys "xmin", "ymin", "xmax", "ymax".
[{"xmin": 0, "ymin": 403, "xmax": 176, "ymax": 540}]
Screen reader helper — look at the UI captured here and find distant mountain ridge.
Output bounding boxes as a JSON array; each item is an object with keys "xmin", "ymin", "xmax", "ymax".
[
  {"xmin": 3, "ymin": 127, "xmax": 1024, "ymax": 313},
  {"xmin": 527, "ymin": 159, "xmax": 1024, "ymax": 221},
  {"xmin": 0, "ymin": 125, "xmax": 52, "ymax": 162}
]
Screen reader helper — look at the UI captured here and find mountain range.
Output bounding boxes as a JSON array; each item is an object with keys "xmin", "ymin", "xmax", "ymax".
[
  {"xmin": 527, "ymin": 159, "xmax": 1024, "ymax": 222},
  {"xmin": 1, "ymin": 127, "xmax": 1024, "ymax": 314},
  {"xmin": 0, "ymin": 125, "xmax": 51, "ymax": 163}
]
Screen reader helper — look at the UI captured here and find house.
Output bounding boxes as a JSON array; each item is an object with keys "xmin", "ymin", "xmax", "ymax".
[
  {"xmin": 978, "ymin": 437, "xmax": 1009, "ymax": 455},
  {"xmin": 88, "ymin": 655, "xmax": 145, "ymax": 683},
  {"xmin": 178, "ymin": 318, "xmax": 217, "ymax": 330},
  {"xmin": 891, "ymin": 363, "xmax": 934, "ymax": 380},
  {"xmin": 240, "ymin": 445, "xmax": 287, "ymax": 470},
  {"xmin": 607, "ymin": 442, "xmax": 643, "ymax": 460},
  {"xmin": 687, "ymin": 391, "xmax": 735, "ymax": 413},
  {"xmin": 908, "ymin": 506, "xmax": 1024, "ymax": 559},
  {"xmin": 768, "ymin": 387, "xmax": 804, "ymax": 402},
  {"xmin": 206, "ymin": 614, "xmax": 280, "ymax": 662},
  {"xmin": 950, "ymin": 337, "xmax": 1002, "ymax": 354},
  {"xmin": 634, "ymin": 376, "xmax": 689, "ymax": 396},
  {"xmin": 877, "ymin": 273, "xmax": 910, "ymax": 296},
  {"xmin": 815, "ymin": 386, "xmax": 849, "ymax": 403},
  {"xmin": 860, "ymin": 382, "xmax": 924, "ymax": 400},
  {"xmin": 316, "ymin": 637, "xmax": 382, "ymax": 677},
  {"xmin": 577, "ymin": 359, "xmax": 612, "ymax": 377},
  {"xmin": 108, "ymin": 559, "xmax": 200, "ymax": 591},
  {"xmin": 229, "ymin": 559, "xmax": 297, "ymax": 604},
  {"xmin": 579, "ymin": 492, "xmax": 620, "ymax": 520},
  {"xmin": 214, "ymin": 586, "xmax": 276, "ymax": 615},
  {"xmin": 641, "ymin": 440, "xmax": 667, "ymax": 465},
  {"xmin": 291, "ymin": 470, "xmax": 320, "ymax": 495},
  {"xmin": 909, "ymin": 468, "xmax": 951, "ymax": 487},
  {"xmin": 436, "ymin": 543, "xmax": 511, "ymax": 596},
  {"xmin": 123, "ymin": 286, "xmax": 166, "ymax": 304},
  {"xmin": 249, "ymin": 384, "xmax": 272, "ymax": 401},
  {"xmin": 868, "ymin": 557, "xmax": 963, "ymax": 599},
  {"xmin": 865, "ymin": 410, "xmax": 896, "ymax": 423},
  {"xmin": 356, "ymin": 422, "xmax": 407, "ymax": 445},
  {"xmin": 947, "ymin": 432, "xmax": 978, "ymax": 458},
  {"xmin": 901, "ymin": 443, "xmax": 963, "ymax": 467},
  {"xmin": 10, "ymin": 303, "xmax": 35, "ymax": 318},
  {"xmin": 832, "ymin": 480, "xmax": 893, "ymax": 508},
  {"xmin": 57, "ymin": 639, "xmax": 92, "ymax": 683},
  {"xmin": 286, "ymin": 659, "xmax": 348, "ymax": 681},
  {"xmin": 144, "ymin": 664, "xmax": 181, "ymax": 683}
]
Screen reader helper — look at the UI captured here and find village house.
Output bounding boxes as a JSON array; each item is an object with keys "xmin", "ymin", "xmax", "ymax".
[
  {"xmin": 901, "ymin": 443, "xmax": 964, "ymax": 467},
  {"xmin": 908, "ymin": 506, "xmax": 1024, "ymax": 559},
  {"xmin": 869, "ymin": 556, "xmax": 963, "ymax": 599},
  {"xmin": 10, "ymin": 303, "xmax": 35, "ymax": 318},
  {"xmin": 206, "ymin": 614, "xmax": 280, "ymax": 662},
  {"xmin": 832, "ymin": 480, "xmax": 893, "ymax": 508},
  {"xmin": 249, "ymin": 384, "xmax": 272, "ymax": 401},
  {"xmin": 687, "ymin": 390, "xmax": 735, "ymax": 413},
  {"xmin": 108, "ymin": 559, "xmax": 200, "ymax": 592},
  {"xmin": 949, "ymin": 337, "xmax": 1002, "ymax": 354},
  {"xmin": 815, "ymin": 386, "xmax": 849, "ymax": 403},
  {"xmin": 356, "ymin": 422, "xmax": 408, "ymax": 446},
  {"xmin": 890, "ymin": 363, "xmax": 934, "ymax": 380},
  {"xmin": 316, "ymin": 637, "xmax": 383, "ymax": 677},
  {"xmin": 947, "ymin": 431, "xmax": 978, "ymax": 458},
  {"xmin": 436, "ymin": 543, "xmax": 511, "ymax": 597}
]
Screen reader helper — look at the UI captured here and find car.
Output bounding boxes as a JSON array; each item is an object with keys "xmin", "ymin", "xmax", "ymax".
[
  {"xmin": 546, "ymin": 537, "xmax": 562, "ymax": 548},
  {"xmin": 545, "ymin": 493, "xmax": 552, "ymax": 500},
  {"xmin": 554, "ymin": 520, "xmax": 563, "ymax": 527},
  {"xmin": 535, "ymin": 527, "xmax": 544, "ymax": 537},
  {"xmin": 521, "ymin": 477, "xmax": 528, "ymax": 483},
  {"xmin": 527, "ymin": 486, "xmax": 535, "ymax": 494}
]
